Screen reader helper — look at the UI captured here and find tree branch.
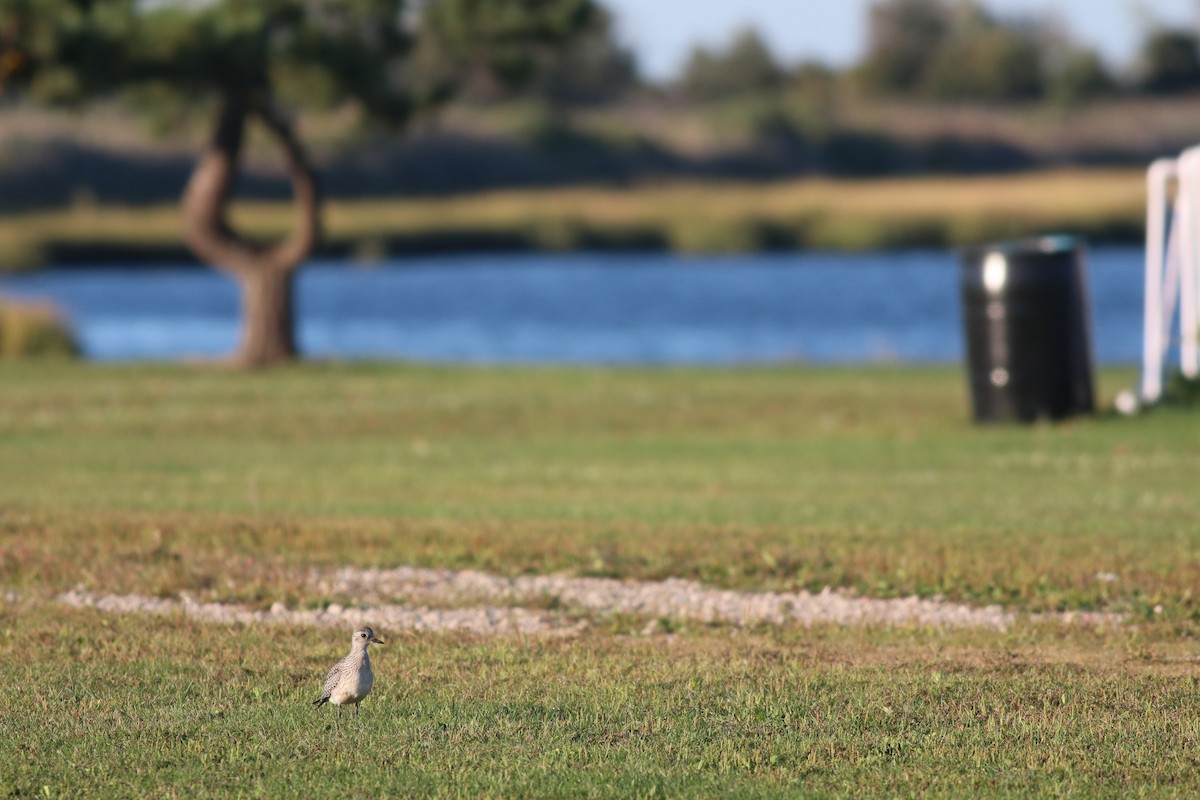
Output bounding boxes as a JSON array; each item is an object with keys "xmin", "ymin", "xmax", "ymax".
[
  {"xmin": 181, "ymin": 92, "xmax": 321, "ymax": 277},
  {"xmin": 258, "ymin": 98, "xmax": 321, "ymax": 273},
  {"xmin": 181, "ymin": 94, "xmax": 259, "ymax": 276}
]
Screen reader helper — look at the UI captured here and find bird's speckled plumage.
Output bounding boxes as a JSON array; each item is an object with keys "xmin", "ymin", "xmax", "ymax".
[{"xmin": 313, "ymin": 626, "xmax": 384, "ymax": 716}]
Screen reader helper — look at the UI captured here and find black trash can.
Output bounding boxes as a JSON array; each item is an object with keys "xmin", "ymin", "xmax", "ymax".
[{"xmin": 960, "ymin": 235, "xmax": 1095, "ymax": 423}]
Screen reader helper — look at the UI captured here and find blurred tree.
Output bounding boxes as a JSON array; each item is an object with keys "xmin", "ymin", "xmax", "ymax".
[
  {"xmin": 681, "ymin": 27, "xmax": 782, "ymax": 101},
  {"xmin": 0, "ymin": 0, "xmax": 594, "ymax": 366},
  {"xmin": 680, "ymin": 46, "xmax": 719, "ymax": 98},
  {"xmin": 920, "ymin": 13, "xmax": 1045, "ymax": 102},
  {"xmin": 783, "ymin": 62, "xmax": 839, "ymax": 134},
  {"xmin": 722, "ymin": 28, "xmax": 783, "ymax": 94},
  {"xmin": 1138, "ymin": 28, "xmax": 1200, "ymax": 95},
  {"xmin": 1047, "ymin": 48, "xmax": 1117, "ymax": 106},
  {"xmin": 858, "ymin": 0, "xmax": 952, "ymax": 95},
  {"xmin": 533, "ymin": 6, "xmax": 637, "ymax": 105},
  {"xmin": 859, "ymin": 0, "xmax": 1055, "ymax": 102}
]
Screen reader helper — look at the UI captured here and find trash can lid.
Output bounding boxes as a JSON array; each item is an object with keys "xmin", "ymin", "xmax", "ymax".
[{"xmin": 961, "ymin": 234, "xmax": 1084, "ymax": 261}]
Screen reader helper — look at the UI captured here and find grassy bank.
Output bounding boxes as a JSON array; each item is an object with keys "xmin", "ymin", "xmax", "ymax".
[
  {"xmin": 5, "ymin": 363, "xmax": 1200, "ymax": 797},
  {"xmin": 0, "ymin": 168, "xmax": 1147, "ymax": 269}
]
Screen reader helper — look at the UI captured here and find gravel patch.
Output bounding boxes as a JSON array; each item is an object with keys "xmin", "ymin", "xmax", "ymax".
[
  {"xmin": 58, "ymin": 589, "xmax": 585, "ymax": 637},
  {"xmin": 319, "ymin": 566, "xmax": 1021, "ymax": 630},
  {"xmin": 53, "ymin": 567, "xmax": 1124, "ymax": 635},
  {"xmin": 320, "ymin": 567, "xmax": 1126, "ymax": 630}
]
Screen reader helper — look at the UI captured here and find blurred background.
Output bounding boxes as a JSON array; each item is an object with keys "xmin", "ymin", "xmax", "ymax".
[{"xmin": 0, "ymin": 0, "xmax": 1195, "ymax": 367}]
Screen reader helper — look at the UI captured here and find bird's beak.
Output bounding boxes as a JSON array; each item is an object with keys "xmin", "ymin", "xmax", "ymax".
[{"xmin": 370, "ymin": 636, "xmax": 384, "ymax": 645}]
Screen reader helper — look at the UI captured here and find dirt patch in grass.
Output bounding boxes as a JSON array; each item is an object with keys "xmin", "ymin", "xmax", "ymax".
[{"xmin": 32, "ymin": 563, "xmax": 1125, "ymax": 638}]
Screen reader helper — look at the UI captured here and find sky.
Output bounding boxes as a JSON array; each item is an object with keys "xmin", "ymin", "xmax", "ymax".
[{"xmin": 602, "ymin": 0, "xmax": 1199, "ymax": 82}]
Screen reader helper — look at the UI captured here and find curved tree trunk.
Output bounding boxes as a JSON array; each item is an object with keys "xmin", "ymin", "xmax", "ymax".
[{"xmin": 181, "ymin": 92, "xmax": 320, "ymax": 367}]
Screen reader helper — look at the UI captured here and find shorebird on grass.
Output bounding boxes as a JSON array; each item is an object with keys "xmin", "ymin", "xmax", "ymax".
[{"xmin": 313, "ymin": 626, "xmax": 384, "ymax": 718}]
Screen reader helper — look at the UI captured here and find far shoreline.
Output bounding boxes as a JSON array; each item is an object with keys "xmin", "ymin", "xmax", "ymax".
[{"xmin": 0, "ymin": 169, "xmax": 1148, "ymax": 272}]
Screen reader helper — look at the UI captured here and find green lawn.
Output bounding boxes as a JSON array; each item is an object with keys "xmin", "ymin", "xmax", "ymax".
[{"xmin": 3, "ymin": 363, "xmax": 1200, "ymax": 797}]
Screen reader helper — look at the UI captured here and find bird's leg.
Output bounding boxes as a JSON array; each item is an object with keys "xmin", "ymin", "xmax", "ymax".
[
  {"xmin": 338, "ymin": 705, "xmax": 343, "ymax": 720},
  {"xmin": 355, "ymin": 703, "xmax": 360, "ymax": 718}
]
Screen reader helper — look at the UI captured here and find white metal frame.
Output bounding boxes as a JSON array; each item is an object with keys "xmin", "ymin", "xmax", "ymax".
[{"xmin": 1142, "ymin": 147, "xmax": 1200, "ymax": 403}]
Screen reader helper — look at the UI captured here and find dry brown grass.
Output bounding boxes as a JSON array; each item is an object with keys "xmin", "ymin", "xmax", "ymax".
[
  {"xmin": 0, "ymin": 297, "xmax": 79, "ymax": 357},
  {"xmin": 0, "ymin": 168, "xmax": 1149, "ymax": 267}
]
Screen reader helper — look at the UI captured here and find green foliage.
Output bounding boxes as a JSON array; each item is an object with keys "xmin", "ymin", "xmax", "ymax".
[
  {"xmin": 922, "ymin": 22, "xmax": 1043, "ymax": 102},
  {"xmin": 1159, "ymin": 371, "xmax": 1200, "ymax": 407},
  {"xmin": 1138, "ymin": 28, "xmax": 1200, "ymax": 95},
  {"xmin": 785, "ymin": 63, "xmax": 839, "ymax": 118},
  {"xmin": 1047, "ymin": 49, "xmax": 1118, "ymax": 107},
  {"xmin": 858, "ymin": 0, "xmax": 1049, "ymax": 102},
  {"xmin": 421, "ymin": 0, "xmax": 594, "ymax": 91},
  {"xmin": 859, "ymin": 0, "xmax": 951, "ymax": 95},
  {"xmin": 1, "ymin": 0, "xmax": 416, "ymax": 117},
  {"xmin": 0, "ymin": 0, "xmax": 139, "ymax": 103},
  {"xmin": 531, "ymin": 7, "xmax": 637, "ymax": 104},
  {"xmin": 681, "ymin": 27, "xmax": 783, "ymax": 101},
  {"xmin": 0, "ymin": 0, "xmax": 596, "ymax": 123}
]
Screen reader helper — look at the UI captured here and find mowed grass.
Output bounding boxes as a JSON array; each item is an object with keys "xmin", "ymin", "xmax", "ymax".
[
  {"xmin": 1, "ymin": 362, "xmax": 1198, "ymax": 613},
  {"xmin": 4, "ymin": 362, "xmax": 1200, "ymax": 797},
  {"xmin": 0, "ymin": 168, "xmax": 1147, "ymax": 267},
  {"xmin": 5, "ymin": 607, "xmax": 1200, "ymax": 799}
]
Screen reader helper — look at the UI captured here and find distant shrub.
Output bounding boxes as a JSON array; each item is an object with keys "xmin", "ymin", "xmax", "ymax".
[
  {"xmin": 1138, "ymin": 29, "xmax": 1200, "ymax": 95},
  {"xmin": 0, "ymin": 298, "xmax": 81, "ymax": 358},
  {"xmin": 681, "ymin": 28, "xmax": 783, "ymax": 101},
  {"xmin": 921, "ymin": 24, "xmax": 1044, "ymax": 102},
  {"xmin": 820, "ymin": 130, "xmax": 908, "ymax": 176},
  {"xmin": 531, "ymin": 8, "xmax": 638, "ymax": 105},
  {"xmin": 913, "ymin": 135, "xmax": 1034, "ymax": 173},
  {"xmin": 858, "ymin": 0, "xmax": 951, "ymax": 96},
  {"xmin": 858, "ymin": 0, "xmax": 1049, "ymax": 102},
  {"xmin": 1048, "ymin": 50, "xmax": 1119, "ymax": 107}
]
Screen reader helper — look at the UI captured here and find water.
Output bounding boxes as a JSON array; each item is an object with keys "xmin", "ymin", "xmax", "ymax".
[{"xmin": 0, "ymin": 248, "xmax": 1146, "ymax": 365}]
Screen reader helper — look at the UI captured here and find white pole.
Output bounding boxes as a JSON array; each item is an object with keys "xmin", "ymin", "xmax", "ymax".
[
  {"xmin": 1143, "ymin": 159, "xmax": 1176, "ymax": 402},
  {"xmin": 1179, "ymin": 148, "xmax": 1200, "ymax": 379},
  {"xmin": 1162, "ymin": 212, "xmax": 1182, "ymax": 358}
]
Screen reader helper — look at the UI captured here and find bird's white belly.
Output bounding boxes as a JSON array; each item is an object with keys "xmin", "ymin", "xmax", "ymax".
[{"xmin": 330, "ymin": 662, "xmax": 374, "ymax": 705}]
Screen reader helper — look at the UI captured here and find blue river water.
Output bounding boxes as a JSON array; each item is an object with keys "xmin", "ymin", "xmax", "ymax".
[{"xmin": 0, "ymin": 248, "xmax": 1146, "ymax": 365}]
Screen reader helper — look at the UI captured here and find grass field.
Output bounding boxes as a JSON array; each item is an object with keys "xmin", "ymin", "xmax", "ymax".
[
  {"xmin": 0, "ymin": 168, "xmax": 1148, "ymax": 269},
  {"xmin": 4, "ymin": 363, "xmax": 1200, "ymax": 797}
]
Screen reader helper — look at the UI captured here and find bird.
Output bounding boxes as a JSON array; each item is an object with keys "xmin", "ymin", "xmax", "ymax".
[{"xmin": 313, "ymin": 625, "xmax": 384, "ymax": 718}]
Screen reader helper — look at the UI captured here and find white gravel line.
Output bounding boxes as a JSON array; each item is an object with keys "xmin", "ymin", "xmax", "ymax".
[
  {"xmin": 52, "ymin": 567, "xmax": 1125, "ymax": 635},
  {"xmin": 57, "ymin": 589, "xmax": 585, "ymax": 637},
  {"xmin": 318, "ymin": 566, "xmax": 1021, "ymax": 630}
]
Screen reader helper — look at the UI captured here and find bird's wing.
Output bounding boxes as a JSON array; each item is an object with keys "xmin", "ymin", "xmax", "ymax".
[{"xmin": 321, "ymin": 656, "xmax": 349, "ymax": 697}]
